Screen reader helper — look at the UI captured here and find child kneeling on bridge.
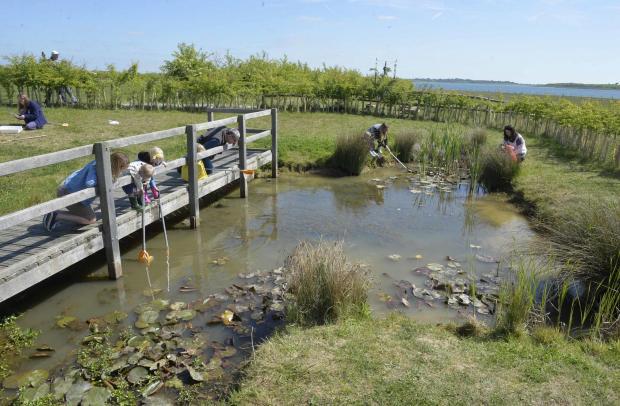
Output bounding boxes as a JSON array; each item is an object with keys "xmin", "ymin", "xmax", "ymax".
[{"xmin": 138, "ymin": 146, "xmax": 167, "ymax": 201}]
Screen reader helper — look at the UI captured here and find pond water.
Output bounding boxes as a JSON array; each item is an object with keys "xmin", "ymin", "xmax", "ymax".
[{"xmin": 3, "ymin": 170, "xmax": 534, "ymax": 399}]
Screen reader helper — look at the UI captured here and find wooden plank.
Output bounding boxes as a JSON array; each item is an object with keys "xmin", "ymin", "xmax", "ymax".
[
  {"xmin": 0, "ymin": 144, "xmax": 94, "ymax": 176},
  {"xmin": 197, "ymin": 146, "xmax": 224, "ymax": 160},
  {"xmin": 105, "ymin": 126, "xmax": 185, "ymax": 149},
  {"xmin": 271, "ymin": 108, "xmax": 278, "ymax": 178},
  {"xmin": 186, "ymin": 125, "xmax": 200, "ymax": 228},
  {"xmin": 238, "ymin": 115, "xmax": 247, "ymax": 198},
  {"xmin": 243, "ymin": 110, "xmax": 272, "ymax": 120},
  {"xmin": 206, "ymin": 108, "xmax": 262, "ymax": 114},
  {"xmin": 246, "ymin": 130, "xmax": 271, "ymax": 143},
  {"xmin": 0, "ymin": 188, "xmax": 97, "ymax": 230},
  {"xmin": 194, "ymin": 116, "xmax": 238, "ymax": 132},
  {"xmin": 246, "ymin": 128, "xmax": 268, "ymax": 134},
  {"xmin": 94, "ymin": 142, "xmax": 122, "ymax": 279}
]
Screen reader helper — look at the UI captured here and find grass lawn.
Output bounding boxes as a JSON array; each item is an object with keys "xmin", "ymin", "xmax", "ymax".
[
  {"xmin": 231, "ymin": 315, "xmax": 620, "ymax": 405},
  {"xmin": 0, "ymin": 107, "xmax": 468, "ymax": 215}
]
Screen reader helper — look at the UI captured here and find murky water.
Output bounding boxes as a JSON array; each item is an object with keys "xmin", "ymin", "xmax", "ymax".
[{"xmin": 5, "ymin": 169, "xmax": 533, "ymax": 382}]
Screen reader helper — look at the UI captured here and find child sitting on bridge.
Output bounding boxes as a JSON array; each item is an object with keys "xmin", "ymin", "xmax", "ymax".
[
  {"xmin": 138, "ymin": 146, "xmax": 167, "ymax": 201},
  {"xmin": 43, "ymin": 152, "xmax": 129, "ymax": 231},
  {"xmin": 177, "ymin": 144, "xmax": 208, "ymax": 181},
  {"xmin": 123, "ymin": 161, "xmax": 155, "ymax": 212}
]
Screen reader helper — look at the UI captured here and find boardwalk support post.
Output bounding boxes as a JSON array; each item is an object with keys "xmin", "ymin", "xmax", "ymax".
[
  {"xmin": 271, "ymin": 108, "xmax": 278, "ymax": 178},
  {"xmin": 186, "ymin": 124, "xmax": 200, "ymax": 228},
  {"xmin": 207, "ymin": 111, "xmax": 214, "ymax": 122},
  {"xmin": 94, "ymin": 142, "xmax": 122, "ymax": 279},
  {"xmin": 238, "ymin": 114, "xmax": 247, "ymax": 198}
]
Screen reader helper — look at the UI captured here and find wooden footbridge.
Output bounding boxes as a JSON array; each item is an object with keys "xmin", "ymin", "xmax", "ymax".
[{"xmin": 0, "ymin": 108, "xmax": 278, "ymax": 303}]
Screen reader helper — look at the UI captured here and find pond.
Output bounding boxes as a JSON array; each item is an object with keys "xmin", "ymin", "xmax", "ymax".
[{"xmin": 2, "ymin": 169, "xmax": 534, "ymax": 401}]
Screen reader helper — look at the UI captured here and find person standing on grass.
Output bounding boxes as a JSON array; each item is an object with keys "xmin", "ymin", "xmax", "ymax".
[
  {"xmin": 43, "ymin": 152, "xmax": 129, "ymax": 231},
  {"xmin": 502, "ymin": 125, "xmax": 527, "ymax": 161},
  {"xmin": 197, "ymin": 127, "xmax": 240, "ymax": 174},
  {"xmin": 15, "ymin": 94, "xmax": 48, "ymax": 130},
  {"xmin": 43, "ymin": 50, "xmax": 78, "ymax": 105},
  {"xmin": 364, "ymin": 123, "xmax": 389, "ymax": 164}
]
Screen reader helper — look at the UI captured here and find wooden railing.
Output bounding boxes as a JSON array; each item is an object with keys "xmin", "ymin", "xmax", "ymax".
[{"xmin": 0, "ymin": 108, "xmax": 278, "ymax": 279}]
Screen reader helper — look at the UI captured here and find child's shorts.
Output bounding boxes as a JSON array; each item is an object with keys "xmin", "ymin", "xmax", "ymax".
[{"xmin": 57, "ymin": 186, "xmax": 96, "ymax": 221}]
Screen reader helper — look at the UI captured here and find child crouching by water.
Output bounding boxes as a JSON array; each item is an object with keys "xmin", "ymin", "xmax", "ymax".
[
  {"xmin": 43, "ymin": 152, "xmax": 129, "ymax": 231},
  {"xmin": 123, "ymin": 161, "xmax": 155, "ymax": 212},
  {"xmin": 137, "ymin": 146, "xmax": 166, "ymax": 201}
]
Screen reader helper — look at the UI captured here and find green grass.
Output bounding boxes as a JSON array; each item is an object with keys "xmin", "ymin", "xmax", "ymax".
[
  {"xmin": 230, "ymin": 314, "xmax": 620, "ymax": 405},
  {"xmin": 0, "ymin": 108, "xmax": 470, "ymax": 215}
]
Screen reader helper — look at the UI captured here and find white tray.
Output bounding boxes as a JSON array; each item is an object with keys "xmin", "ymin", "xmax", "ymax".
[{"xmin": 0, "ymin": 126, "xmax": 23, "ymax": 135}]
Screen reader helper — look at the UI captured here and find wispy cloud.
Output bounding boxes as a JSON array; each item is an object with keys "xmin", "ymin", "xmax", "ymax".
[
  {"xmin": 298, "ymin": 15, "xmax": 324, "ymax": 22},
  {"xmin": 377, "ymin": 15, "xmax": 398, "ymax": 20},
  {"xmin": 431, "ymin": 11, "xmax": 442, "ymax": 20}
]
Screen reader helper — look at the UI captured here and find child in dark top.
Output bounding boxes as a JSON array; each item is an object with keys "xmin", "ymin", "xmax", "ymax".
[{"xmin": 15, "ymin": 94, "xmax": 48, "ymax": 130}]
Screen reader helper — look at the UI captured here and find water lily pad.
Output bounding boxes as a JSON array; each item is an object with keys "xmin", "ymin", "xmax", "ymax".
[
  {"xmin": 36, "ymin": 345, "xmax": 55, "ymax": 352},
  {"xmin": 143, "ymin": 288, "xmax": 162, "ymax": 297},
  {"xmin": 3, "ymin": 369, "xmax": 49, "ymax": 389},
  {"xmin": 378, "ymin": 292, "xmax": 392, "ymax": 302},
  {"xmin": 426, "ymin": 263, "xmax": 444, "ymax": 272},
  {"xmin": 469, "ymin": 244, "xmax": 482, "ymax": 249},
  {"xmin": 136, "ymin": 310, "xmax": 159, "ymax": 327},
  {"xmin": 401, "ymin": 297, "xmax": 410, "ymax": 307},
  {"xmin": 169, "ymin": 302, "xmax": 186, "ymax": 311},
  {"xmin": 52, "ymin": 376, "xmax": 73, "ymax": 398},
  {"xmin": 103, "ymin": 310, "xmax": 128, "ymax": 324},
  {"xmin": 388, "ymin": 254, "xmax": 401, "ymax": 261},
  {"xmin": 212, "ymin": 256, "xmax": 230, "ymax": 265},
  {"xmin": 166, "ymin": 309, "xmax": 196, "ymax": 322},
  {"xmin": 142, "ymin": 380, "xmax": 163, "ymax": 397},
  {"xmin": 409, "ymin": 188, "xmax": 422, "ymax": 193},
  {"xmin": 29, "ymin": 352, "xmax": 52, "ymax": 359},
  {"xmin": 127, "ymin": 366, "xmax": 149, "ymax": 385},
  {"xmin": 185, "ymin": 365, "xmax": 204, "ymax": 382},
  {"xmin": 82, "ymin": 386, "xmax": 111, "ymax": 406},
  {"xmin": 414, "ymin": 254, "xmax": 423, "ymax": 260},
  {"xmin": 65, "ymin": 380, "xmax": 92, "ymax": 406},
  {"xmin": 127, "ymin": 335, "xmax": 151, "ymax": 348},
  {"xmin": 376, "ymin": 184, "xmax": 385, "ymax": 189},
  {"xmin": 475, "ymin": 254, "xmax": 500, "ymax": 263},
  {"xmin": 457, "ymin": 294, "xmax": 471, "ymax": 306},
  {"xmin": 447, "ymin": 261, "xmax": 461, "ymax": 268},
  {"xmin": 19, "ymin": 383, "xmax": 50, "ymax": 402},
  {"xmin": 56, "ymin": 315, "xmax": 79, "ymax": 329}
]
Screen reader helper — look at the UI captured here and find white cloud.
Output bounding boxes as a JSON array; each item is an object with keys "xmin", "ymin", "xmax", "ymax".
[
  {"xmin": 377, "ymin": 15, "xmax": 398, "ymax": 20},
  {"xmin": 431, "ymin": 11, "xmax": 442, "ymax": 20}
]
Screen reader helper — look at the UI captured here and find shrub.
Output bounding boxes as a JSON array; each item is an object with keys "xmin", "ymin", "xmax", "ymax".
[
  {"xmin": 478, "ymin": 148, "xmax": 520, "ymax": 192},
  {"xmin": 331, "ymin": 134, "xmax": 368, "ymax": 175},
  {"xmin": 285, "ymin": 240, "xmax": 370, "ymax": 326},
  {"xmin": 392, "ymin": 132, "xmax": 418, "ymax": 163}
]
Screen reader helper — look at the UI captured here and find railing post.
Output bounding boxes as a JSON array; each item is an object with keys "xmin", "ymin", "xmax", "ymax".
[
  {"xmin": 186, "ymin": 124, "xmax": 200, "ymax": 228},
  {"xmin": 94, "ymin": 142, "xmax": 122, "ymax": 279},
  {"xmin": 271, "ymin": 108, "xmax": 278, "ymax": 178},
  {"xmin": 238, "ymin": 114, "xmax": 247, "ymax": 198},
  {"xmin": 207, "ymin": 111, "xmax": 214, "ymax": 122}
]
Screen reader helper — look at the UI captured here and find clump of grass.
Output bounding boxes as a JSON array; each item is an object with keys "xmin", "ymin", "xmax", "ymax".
[
  {"xmin": 331, "ymin": 134, "xmax": 368, "ymax": 175},
  {"xmin": 531, "ymin": 325, "xmax": 565, "ymax": 346},
  {"xmin": 466, "ymin": 128, "xmax": 488, "ymax": 151},
  {"xmin": 285, "ymin": 240, "xmax": 370, "ymax": 326},
  {"xmin": 392, "ymin": 132, "xmax": 419, "ymax": 163},
  {"xmin": 478, "ymin": 148, "xmax": 520, "ymax": 192},
  {"xmin": 533, "ymin": 199, "xmax": 620, "ymax": 337},
  {"xmin": 453, "ymin": 316, "xmax": 488, "ymax": 338},
  {"xmin": 495, "ymin": 262, "xmax": 539, "ymax": 336}
]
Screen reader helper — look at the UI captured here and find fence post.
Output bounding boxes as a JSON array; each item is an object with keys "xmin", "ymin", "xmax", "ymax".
[
  {"xmin": 238, "ymin": 114, "xmax": 247, "ymax": 198},
  {"xmin": 271, "ymin": 108, "xmax": 278, "ymax": 178},
  {"xmin": 94, "ymin": 142, "xmax": 122, "ymax": 279},
  {"xmin": 207, "ymin": 111, "xmax": 214, "ymax": 122},
  {"xmin": 185, "ymin": 124, "xmax": 200, "ymax": 228}
]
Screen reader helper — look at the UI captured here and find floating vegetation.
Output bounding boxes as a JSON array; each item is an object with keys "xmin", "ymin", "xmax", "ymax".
[{"xmin": 1, "ymin": 268, "xmax": 289, "ymax": 403}]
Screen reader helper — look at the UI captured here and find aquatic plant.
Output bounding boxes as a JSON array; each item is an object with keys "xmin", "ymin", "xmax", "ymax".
[
  {"xmin": 478, "ymin": 148, "xmax": 520, "ymax": 192},
  {"xmin": 285, "ymin": 240, "xmax": 370, "ymax": 326},
  {"xmin": 392, "ymin": 132, "xmax": 419, "ymax": 163},
  {"xmin": 0, "ymin": 316, "xmax": 38, "ymax": 382},
  {"xmin": 331, "ymin": 134, "xmax": 368, "ymax": 175},
  {"xmin": 532, "ymin": 199, "xmax": 620, "ymax": 337},
  {"xmin": 495, "ymin": 261, "xmax": 539, "ymax": 336}
]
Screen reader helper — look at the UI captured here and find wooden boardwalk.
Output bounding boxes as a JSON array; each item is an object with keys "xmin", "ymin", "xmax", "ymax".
[{"xmin": 0, "ymin": 109, "xmax": 277, "ymax": 303}]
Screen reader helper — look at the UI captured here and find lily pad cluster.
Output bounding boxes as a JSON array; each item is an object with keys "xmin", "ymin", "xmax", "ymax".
[{"xmin": 2, "ymin": 268, "xmax": 289, "ymax": 404}]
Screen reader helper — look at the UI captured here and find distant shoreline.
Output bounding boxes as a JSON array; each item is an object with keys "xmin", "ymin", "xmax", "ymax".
[{"xmin": 413, "ymin": 78, "xmax": 620, "ymax": 90}]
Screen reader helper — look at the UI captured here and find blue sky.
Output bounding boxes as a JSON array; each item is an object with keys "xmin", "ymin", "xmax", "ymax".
[{"xmin": 2, "ymin": 0, "xmax": 619, "ymax": 84}]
